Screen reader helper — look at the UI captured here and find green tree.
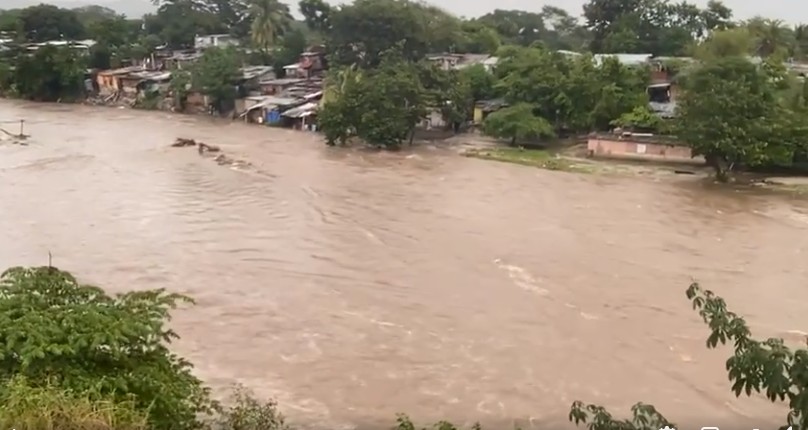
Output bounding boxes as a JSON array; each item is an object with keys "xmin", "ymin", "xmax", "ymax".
[
  {"xmin": 459, "ymin": 63, "xmax": 498, "ymax": 102},
  {"xmin": 14, "ymin": 45, "xmax": 86, "ymax": 102},
  {"xmin": 417, "ymin": 63, "xmax": 472, "ymax": 130},
  {"xmin": 588, "ymin": 57, "xmax": 649, "ymax": 130},
  {"xmin": 0, "ymin": 61, "xmax": 13, "ymax": 95},
  {"xmin": 326, "ymin": 0, "xmax": 461, "ymax": 68},
  {"xmin": 571, "ymin": 281, "xmax": 808, "ymax": 430},
  {"xmin": 249, "ymin": 0, "xmax": 293, "ymax": 55},
  {"xmin": 675, "ymin": 56, "xmax": 802, "ymax": 181},
  {"xmin": 0, "ymin": 9, "xmax": 22, "ymax": 34},
  {"xmin": 482, "ymin": 103, "xmax": 555, "ymax": 145},
  {"xmin": 88, "ymin": 43, "xmax": 113, "ymax": 69},
  {"xmin": 318, "ymin": 66, "xmax": 363, "ymax": 146},
  {"xmin": 701, "ymin": 0, "xmax": 734, "ymax": 31},
  {"xmin": 745, "ymin": 17, "xmax": 794, "ymax": 58},
  {"xmin": 17, "ymin": 4, "xmax": 85, "ymax": 42},
  {"xmin": 170, "ymin": 68, "xmax": 192, "ymax": 111},
  {"xmin": 144, "ymin": 2, "xmax": 225, "ymax": 49},
  {"xmin": 72, "ymin": 5, "xmax": 119, "ymax": 28},
  {"xmin": 272, "ymin": 28, "xmax": 307, "ymax": 76},
  {"xmin": 319, "ymin": 49, "xmax": 426, "ymax": 149},
  {"xmin": 583, "ymin": 0, "xmax": 728, "ymax": 55},
  {"xmin": 86, "ymin": 16, "xmax": 131, "ymax": 48},
  {"xmin": 692, "ymin": 27, "xmax": 754, "ymax": 60},
  {"xmin": 298, "ymin": 0, "xmax": 331, "ymax": 33},
  {"xmin": 540, "ymin": 5, "xmax": 592, "ymax": 51},
  {"xmin": 192, "ymin": 47, "xmax": 242, "ymax": 114},
  {"xmin": 475, "ymin": 9, "xmax": 546, "ymax": 47},
  {"xmin": 494, "ymin": 46, "xmax": 647, "ymax": 134},
  {"xmin": 610, "ymin": 105, "xmax": 664, "ymax": 132},
  {"xmin": 0, "ymin": 266, "xmax": 215, "ymax": 430}
]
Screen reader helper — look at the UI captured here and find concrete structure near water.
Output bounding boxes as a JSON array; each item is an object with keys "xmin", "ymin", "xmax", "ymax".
[{"xmin": 587, "ymin": 134, "xmax": 701, "ymax": 164}]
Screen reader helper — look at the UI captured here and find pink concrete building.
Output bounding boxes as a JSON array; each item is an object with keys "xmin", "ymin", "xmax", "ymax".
[{"xmin": 587, "ymin": 135, "xmax": 702, "ymax": 164}]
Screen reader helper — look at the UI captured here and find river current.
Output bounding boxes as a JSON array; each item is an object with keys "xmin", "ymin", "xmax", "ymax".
[{"xmin": 1, "ymin": 100, "xmax": 807, "ymax": 429}]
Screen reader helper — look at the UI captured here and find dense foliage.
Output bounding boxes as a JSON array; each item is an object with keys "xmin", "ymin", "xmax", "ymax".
[
  {"xmin": 482, "ymin": 103, "xmax": 555, "ymax": 145},
  {"xmin": 12, "ymin": 46, "xmax": 86, "ymax": 101},
  {"xmin": 319, "ymin": 49, "xmax": 426, "ymax": 148},
  {"xmin": 0, "ymin": 266, "xmax": 215, "ymax": 430},
  {"xmin": 674, "ymin": 56, "xmax": 808, "ymax": 180},
  {"xmin": 191, "ymin": 47, "xmax": 242, "ymax": 113}
]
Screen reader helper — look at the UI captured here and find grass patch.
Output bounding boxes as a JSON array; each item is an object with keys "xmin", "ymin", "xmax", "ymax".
[
  {"xmin": 0, "ymin": 377, "xmax": 149, "ymax": 430},
  {"xmin": 463, "ymin": 147, "xmax": 594, "ymax": 173}
]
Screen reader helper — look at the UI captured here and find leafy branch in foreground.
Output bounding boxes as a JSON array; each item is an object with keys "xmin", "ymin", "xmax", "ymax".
[
  {"xmin": 0, "ymin": 266, "xmax": 216, "ymax": 430},
  {"xmin": 570, "ymin": 282, "xmax": 807, "ymax": 430}
]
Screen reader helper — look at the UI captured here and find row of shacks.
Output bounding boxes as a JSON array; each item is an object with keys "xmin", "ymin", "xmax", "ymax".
[{"xmin": 90, "ymin": 46, "xmax": 329, "ymax": 130}]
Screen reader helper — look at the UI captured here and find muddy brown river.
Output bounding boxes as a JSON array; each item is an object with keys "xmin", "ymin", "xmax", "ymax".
[{"xmin": 1, "ymin": 100, "xmax": 807, "ymax": 430}]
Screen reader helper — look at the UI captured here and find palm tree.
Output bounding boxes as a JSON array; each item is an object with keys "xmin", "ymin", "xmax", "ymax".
[
  {"xmin": 248, "ymin": 0, "xmax": 293, "ymax": 54},
  {"xmin": 745, "ymin": 17, "xmax": 794, "ymax": 58}
]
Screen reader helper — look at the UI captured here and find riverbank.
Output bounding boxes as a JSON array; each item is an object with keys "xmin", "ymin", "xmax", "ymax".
[{"xmin": 460, "ymin": 145, "xmax": 808, "ymax": 198}]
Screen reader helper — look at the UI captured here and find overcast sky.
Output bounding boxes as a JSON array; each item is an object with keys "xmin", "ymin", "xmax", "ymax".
[{"xmin": 5, "ymin": 0, "xmax": 807, "ymax": 24}]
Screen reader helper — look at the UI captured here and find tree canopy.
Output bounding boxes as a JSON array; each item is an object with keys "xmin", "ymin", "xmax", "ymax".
[
  {"xmin": 482, "ymin": 103, "xmax": 555, "ymax": 145},
  {"xmin": 191, "ymin": 47, "xmax": 242, "ymax": 113},
  {"xmin": 318, "ymin": 48, "xmax": 427, "ymax": 148},
  {"xmin": 675, "ymin": 56, "xmax": 808, "ymax": 180},
  {"xmin": 0, "ymin": 266, "xmax": 215, "ymax": 430}
]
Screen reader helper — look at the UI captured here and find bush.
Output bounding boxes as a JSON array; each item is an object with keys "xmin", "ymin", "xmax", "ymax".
[
  {"xmin": 0, "ymin": 376, "xmax": 149, "ymax": 430},
  {"xmin": 215, "ymin": 385, "xmax": 289, "ymax": 430},
  {"xmin": 0, "ymin": 266, "xmax": 216, "ymax": 430}
]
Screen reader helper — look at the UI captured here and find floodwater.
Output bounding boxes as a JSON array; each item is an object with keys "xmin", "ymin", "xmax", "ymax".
[{"xmin": 1, "ymin": 100, "xmax": 807, "ymax": 430}]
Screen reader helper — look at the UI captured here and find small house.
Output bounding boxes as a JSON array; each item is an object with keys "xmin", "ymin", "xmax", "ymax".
[
  {"xmin": 194, "ymin": 34, "xmax": 239, "ymax": 50},
  {"xmin": 419, "ymin": 108, "xmax": 447, "ymax": 130},
  {"xmin": 593, "ymin": 53, "xmax": 653, "ymax": 67},
  {"xmin": 133, "ymin": 71, "xmax": 172, "ymax": 94},
  {"xmin": 426, "ymin": 53, "xmax": 498, "ymax": 72},
  {"xmin": 96, "ymin": 66, "xmax": 144, "ymax": 96},
  {"xmin": 163, "ymin": 51, "xmax": 202, "ymax": 70},
  {"xmin": 239, "ymin": 66, "xmax": 274, "ymax": 89},
  {"xmin": 281, "ymin": 102, "xmax": 318, "ymax": 130},
  {"xmin": 239, "ymin": 95, "xmax": 300, "ymax": 124},
  {"xmin": 282, "ymin": 50, "xmax": 328, "ymax": 79},
  {"xmin": 473, "ymin": 99, "xmax": 508, "ymax": 124},
  {"xmin": 259, "ymin": 78, "xmax": 306, "ymax": 95}
]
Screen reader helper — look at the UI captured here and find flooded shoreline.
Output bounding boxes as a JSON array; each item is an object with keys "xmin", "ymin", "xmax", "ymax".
[{"xmin": 1, "ymin": 100, "xmax": 807, "ymax": 429}]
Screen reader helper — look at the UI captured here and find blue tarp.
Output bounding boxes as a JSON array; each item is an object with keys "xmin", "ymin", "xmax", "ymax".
[{"xmin": 266, "ymin": 109, "xmax": 281, "ymax": 124}]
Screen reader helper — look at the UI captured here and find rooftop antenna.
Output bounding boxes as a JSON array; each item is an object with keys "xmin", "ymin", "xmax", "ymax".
[{"xmin": 48, "ymin": 251, "xmax": 52, "ymax": 268}]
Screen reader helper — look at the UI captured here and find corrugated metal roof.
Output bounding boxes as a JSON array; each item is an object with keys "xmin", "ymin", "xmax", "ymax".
[
  {"xmin": 594, "ymin": 53, "xmax": 653, "ymax": 66},
  {"xmin": 240, "ymin": 96, "xmax": 301, "ymax": 117},
  {"xmin": 240, "ymin": 66, "xmax": 274, "ymax": 80},
  {"xmin": 649, "ymin": 101, "xmax": 677, "ymax": 118},
  {"xmin": 282, "ymin": 102, "xmax": 318, "ymax": 118}
]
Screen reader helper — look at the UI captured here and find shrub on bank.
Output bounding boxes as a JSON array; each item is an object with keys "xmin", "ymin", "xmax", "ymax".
[
  {"xmin": 0, "ymin": 266, "xmax": 216, "ymax": 430},
  {"xmin": 0, "ymin": 376, "xmax": 149, "ymax": 430}
]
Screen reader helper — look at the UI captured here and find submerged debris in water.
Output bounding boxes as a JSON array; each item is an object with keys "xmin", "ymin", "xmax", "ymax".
[
  {"xmin": 171, "ymin": 137, "xmax": 197, "ymax": 147},
  {"xmin": 171, "ymin": 137, "xmax": 251, "ymax": 171}
]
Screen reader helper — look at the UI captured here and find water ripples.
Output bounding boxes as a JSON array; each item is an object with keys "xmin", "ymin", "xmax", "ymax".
[{"xmin": 1, "ymin": 101, "xmax": 807, "ymax": 429}]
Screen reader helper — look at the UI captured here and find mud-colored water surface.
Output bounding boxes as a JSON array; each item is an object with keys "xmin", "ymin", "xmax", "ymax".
[{"xmin": 1, "ymin": 101, "xmax": 807, "ymax": 430}]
